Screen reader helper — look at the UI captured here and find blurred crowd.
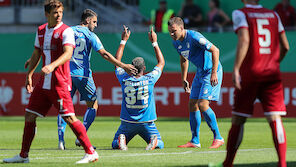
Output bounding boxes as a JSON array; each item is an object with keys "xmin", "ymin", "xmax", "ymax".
[{"xmin": 147, "ymin": 0, "xmax": 296, "ymax": 32}]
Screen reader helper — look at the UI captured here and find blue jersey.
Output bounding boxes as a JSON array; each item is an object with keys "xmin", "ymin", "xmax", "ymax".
[
  {"xmin": 172, "ymin": 30, "xmax": 222, "ymax": 75},
  {"xmin": 115, "ymin": 66, "xmax": 162, "ymax": 123},
  {"xmin": 70, "ymin": 25, "xmax": 104, "ymax": 78}
]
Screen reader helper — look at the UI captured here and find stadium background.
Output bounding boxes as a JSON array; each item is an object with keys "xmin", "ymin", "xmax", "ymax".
[{"xmin": 0, "ymin": 0, "xmax": 295, "ymax": 117}]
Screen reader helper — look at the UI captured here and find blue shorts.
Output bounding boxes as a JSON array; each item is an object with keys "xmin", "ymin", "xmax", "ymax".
[
  {"xmin": 71, "ymin": 76, "xmax": 97, "ymax": 101},
  {"xmin": 190, "ymin": 69, "xmax": 222, "ymax": 101},
  {"xmin": 112, "ymin": 121, "xmax": 164, "ymax": 149}
]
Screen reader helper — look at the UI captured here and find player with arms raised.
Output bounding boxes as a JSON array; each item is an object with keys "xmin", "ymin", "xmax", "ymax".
[
  {"xmin": 209, "ymin": 0, "xmax": 289, "ymax": 167},
  {"xmin": 111, "ymin": 26, "xmax": 165, "ymax": 150}
]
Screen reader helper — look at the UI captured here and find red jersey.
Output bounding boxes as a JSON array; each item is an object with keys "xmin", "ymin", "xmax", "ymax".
[
  {"xmin": 232, "ymin": 4, "xmax": 284, "ymax": 81},
  {"xmin": 34, "ymin": 22, "xmax": 75, "ymax": 91}
]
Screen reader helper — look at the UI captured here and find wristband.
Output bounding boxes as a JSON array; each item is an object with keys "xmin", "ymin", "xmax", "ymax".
[
  {"xmin": 120, "ymin": 40, "xmax": 127, "ymax": 45},
  {"xmin": 152, "ymin": 42, "xmax": 158, "ymax": 47}
]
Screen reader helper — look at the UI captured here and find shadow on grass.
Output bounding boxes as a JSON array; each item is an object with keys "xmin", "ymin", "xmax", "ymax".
[{"xmin": 171, "ymin": 161, "xmax": 296, "ymax": 167}]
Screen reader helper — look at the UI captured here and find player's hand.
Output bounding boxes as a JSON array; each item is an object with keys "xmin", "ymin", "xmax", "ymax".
[
  {"xmin": 24, "ymin": 58, "xmax": 30, "ymax": 69},
  {"xmin": 41, "ymin": 64, "xmax": 54, "ymax": 75},
  {"xmin": 148, "ymin": 26, "xmax": 157, "ymax": 43},
  {"xmin": 25, "ymin": 76, "xmax": 33, "ymax": 93},
  {"xmin": 232, "ymin": 69, "xmax": 241, "ymax": 90},
  {"xmin": 182, "ymin": 80, "xmax": 191, "ymax": 94},
  {"xmin": 210, "ymin": 71, "xmax": 218, "ymax": 87},
  {"xmin": 122, "ymin": 25, "xmax": 131, "ymax": 41},
  {"xmin": 123, "ymin": 64, "xmax": 138, "ymax": 76}
]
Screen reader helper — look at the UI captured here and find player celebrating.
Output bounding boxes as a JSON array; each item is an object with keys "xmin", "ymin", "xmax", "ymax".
[
  {"xmin": 111, "ymin": 26, "xmax": 165, "ymax": 150},
  {"xmin": 56, "ymin": 9, "xmax": 137, "ymax": 150},
  {"xmin": 3, "ymin": 0, "xmax": 98, "ymax": 164},
  {"xmin": 210, "ymin": 0, "xmax": 289, "ymax": 167},
  {"xmin": 168, "ymin": 17, "xmax": 224, "ymax": 149}
]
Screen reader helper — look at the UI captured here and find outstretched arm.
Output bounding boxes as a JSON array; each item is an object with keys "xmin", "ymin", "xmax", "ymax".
[{"xmin": 148, "ymin": 26, "xmax": 165, "ymax": 71}]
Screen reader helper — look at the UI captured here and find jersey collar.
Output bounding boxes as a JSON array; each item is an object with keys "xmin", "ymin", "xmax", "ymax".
[
  {"xmin": 46, "ymin": 22, "xmax": 63, "ymax": 30},
  {"xmin": 245, "ymin": 4, "xmax": 263, "ymax": 8}
]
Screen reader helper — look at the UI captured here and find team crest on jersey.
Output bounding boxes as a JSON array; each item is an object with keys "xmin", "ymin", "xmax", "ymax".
[
  {"xmin": 181, "ymin": 50, "xmax": 189, "ymax": 58},
  {"xmin": 186, "ymin": 42, "xmax": 190, "ymax": 49},
  {"xmin": 199, "ymin": 38, "xmax": 206, "ymax": 45},
  {"xmin": 178, "ymin": 45, "xmax": 182, "ymax": 49},
  {"xmin": 117, "ymin": 68, "xmax": 125, "ymax": 75},
  {"xmin": 54, "ymin": 32, "xmax": 60, "ymax": 39}
]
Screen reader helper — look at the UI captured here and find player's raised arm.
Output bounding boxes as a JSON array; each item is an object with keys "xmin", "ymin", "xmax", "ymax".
[
  {"xmin": 148, "ymin": 26, "xmax": 165, "ymax": 71},
  {"xmin": 233, "ymin": 28, "xmax": 249, "ymax": 90},
  {"xmin": 114, "ymin": 25, "xmax": 131, "ymax": 66}
]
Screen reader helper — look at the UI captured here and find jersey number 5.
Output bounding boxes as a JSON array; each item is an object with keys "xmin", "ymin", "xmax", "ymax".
[{"xmin": 256, "ymin": 19, "xmax": 271, "ymax": 48}]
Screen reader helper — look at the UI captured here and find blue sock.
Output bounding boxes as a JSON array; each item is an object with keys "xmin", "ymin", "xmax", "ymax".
[
  {"xmin": 57, "ymin": 114, "xmax": 67, "ymax": 142},
  {"xmin": 189, "ymin": 111, "xmax": 201, "ymax": 144},
  {"xmin": 202, "ymin": 107, "xmax": 223, "ymax": 140},
  {"xmin": 83, "ymin": 108, "xmax": 97, "ymax": 131}
]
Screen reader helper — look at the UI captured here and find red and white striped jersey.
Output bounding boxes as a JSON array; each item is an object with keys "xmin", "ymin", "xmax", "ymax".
[
  {"xmin": 232, "ymin": 4, "xmax": 284, "ymax": 81},
  {"xmin": 34, "ymin": 22, "xmax": 75, "ymax": 90}
]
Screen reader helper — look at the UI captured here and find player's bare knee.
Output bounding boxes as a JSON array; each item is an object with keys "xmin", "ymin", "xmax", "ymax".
[
  {"xmin": 62, "ymin": 115, "xmax": 78, "ymax": 124},
  {"xmin": 197, "ymin": 100, "xmax": 209, "ymax": 112},
  {"xmin": 188, "ymin": 100, "xmax": 199, "ymax": 112},
  {"xmin": 266, "ymin": 114, "xmax": 281, "ymax": 122}
]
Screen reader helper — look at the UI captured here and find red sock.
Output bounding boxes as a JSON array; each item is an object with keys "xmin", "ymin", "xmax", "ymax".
[
  {"xmin": 69, "ymin": 120, "xmax": 94, "ymax": 154},
  {"xmin": 223, "ymin": 124, "xmax": 244, "ymax": 167},
  {"xmin": 20, "ymin": 121, "xmax": 36, "ymax": 158},
  {"xmin": 269, "ymin": 119, "xmax": 287, "ymax": 167}
]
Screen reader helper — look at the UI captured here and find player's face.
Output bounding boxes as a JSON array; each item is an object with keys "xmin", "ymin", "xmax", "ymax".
[
  {"xmin": 168, "ymin": 24, "xmax": 183, "ymax": 41},
  {"xmin": 88, "ymin": 16, "xmax": 98, "ymax": 32},
  {"xmin": 46, "ymin": 6, "xmax": 63, "ymax": 26}
]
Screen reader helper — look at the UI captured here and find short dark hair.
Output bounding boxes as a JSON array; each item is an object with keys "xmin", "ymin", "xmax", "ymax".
[
  {"xmin": 168, "ymin": 17, "xmax": 184, "ymax": 27},
  {"xmin": 132, "ymin": 57, "xmax": 145, "ymax": 74},
  {"xmin": 212, "ymin": 0, "xmax": 220, "ymax": 8},
  {"xmin": 81, "ymin": 9, "xmax": 97, "ymax": 23},
  {"xmin": 44, "ymin": 0, "xmax": 63, "ymax": 14}
]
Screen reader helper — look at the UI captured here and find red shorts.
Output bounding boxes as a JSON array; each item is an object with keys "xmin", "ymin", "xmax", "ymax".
[
  {"xmin": 25, "ymin": 85, "xmax": 75, "ymax": 117},
  {"xmin": 233, "ymin": 79, "xmax": 286, "ymax": 117}
]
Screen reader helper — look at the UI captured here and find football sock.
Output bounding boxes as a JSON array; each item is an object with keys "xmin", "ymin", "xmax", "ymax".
[
  {"xmin": 202, "ymin": 107, "xmax": 222, "ymax": 140},
  {"xmin": 69, "ymin": 120, "xmax": 94, "ymax": 154},
  {"xmin": 223, "ymin": 124, "xmax": 244, "ymax": 167},
  {"xmin": 57, "ymin": 114, "xmax": 67, "ymax": 142},
  {"xmin": 83, "ymin": 108, "xmax": 97, "ymax": 131},
  {"xmin": 189, "ymin": 111, "xmax": 201, "ymax": 144},
  {"xmin": 269, "ymin": 118, "xmax": 287, "ymax": 167},
  {"xmin": 20, "ymin": 121, "xmax": 36, "ymax": 158}
]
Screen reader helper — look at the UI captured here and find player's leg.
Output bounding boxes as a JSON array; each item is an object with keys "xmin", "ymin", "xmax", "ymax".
[
  {"xmin": 54, "ymin": 89, "xmax": 97, "ymax": 163},
  {"xmin": 57, "ymin": 114, "xmax": 67, "ymax": 150},
  {"xmin": 112, "ymin": 121, "xmax": 137, "ymax": 150},
  {"xmin": 139, "ymin": 122, "xmax": 164, "ymax": 150},
  {"xmin": 222, "ymin": 115, "xmax": 246, "ymax": 167},
  {"xmin": 178, "ymin": 74, "xmax": 201, "ymax": 148},
  {"xmin": 223, "ymin": 81, "xmax": 257, "ymax": 167},
  {"xmin": 3, "ymin": 87, "xmax": 50, "ymax": 163},
  {"xmin": 198, "ymin": 69, "xmax": 223, "ymax": 148},
  {"xmin": 260, "ymin": 80, "xmax": 287, "ymax": 167},
  {"xmin": 83, "ymin": 100, "xmax": 98, "ymax": 131}
]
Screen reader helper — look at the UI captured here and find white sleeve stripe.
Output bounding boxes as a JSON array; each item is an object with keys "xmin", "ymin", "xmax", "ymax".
[
  {"xmin": 232, "ymin": 10, "xmax": 248, "ymax": 31},
  {"xmin": 34, "ymin": 31, "xmax": 40, "ymax": 48},
  {"xmin": 275, "ymin": 12, "xmax": 285, "ymax": 33},
  {"xmin": 62, "ymin": 27, "xmax": 75, "ymax": 46}
]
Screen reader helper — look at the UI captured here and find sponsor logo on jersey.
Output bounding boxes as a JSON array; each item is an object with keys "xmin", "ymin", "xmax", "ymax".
[
  {"xmin": 54, "ymin": 32, "xmax": 60, "ymax": 39},
  {"xmin": 181, "ymin": 50, "xmax": 189, "ymax": 58}
]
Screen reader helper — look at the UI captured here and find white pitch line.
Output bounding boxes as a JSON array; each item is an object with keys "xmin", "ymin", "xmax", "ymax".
[{"xmin": 27, "ymin": 148, "xmax": 277, "ymax": 160}]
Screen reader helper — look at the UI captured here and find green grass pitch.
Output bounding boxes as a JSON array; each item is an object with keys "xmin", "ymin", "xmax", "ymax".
[{"xmin": 0, "ymin": 117, "xmax": 295, "ymax": 167}]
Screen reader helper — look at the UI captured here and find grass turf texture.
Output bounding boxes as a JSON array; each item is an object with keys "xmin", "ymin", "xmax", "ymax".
[{"xmin": 0, "ymin": 117, "xmax": 295, "ymax": 167}]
